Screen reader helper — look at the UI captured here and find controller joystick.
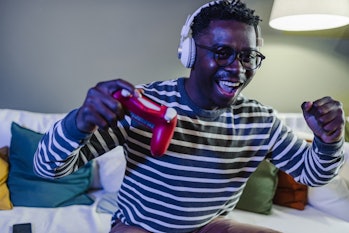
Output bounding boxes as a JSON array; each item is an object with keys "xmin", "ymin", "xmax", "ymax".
[{"xmin": 113, "ymin": 89, "xmax": 177, "ymax": 156}]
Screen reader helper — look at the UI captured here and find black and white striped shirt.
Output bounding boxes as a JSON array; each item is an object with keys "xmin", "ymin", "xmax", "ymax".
[{"xmin": 34, "ymin": 78, "xmax": 344, "ymax": 233}]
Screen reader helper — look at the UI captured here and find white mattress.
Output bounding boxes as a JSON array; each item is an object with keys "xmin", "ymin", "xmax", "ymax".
[
  {"xmin": 229, "ymin": 205, "xmax": 349, "ymax": 233},
  {"xmin": 0, "ymin": 203, "xmax": 111, "ymax": 233},
  {"xmin": 2, "ymin": 200, "xmax": 349, "ymax": 233}
]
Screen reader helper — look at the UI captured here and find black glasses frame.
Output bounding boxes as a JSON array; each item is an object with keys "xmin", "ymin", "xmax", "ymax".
[{"xmin": 196, "ymin": 43, "xmax": 266, "ymax": 70}]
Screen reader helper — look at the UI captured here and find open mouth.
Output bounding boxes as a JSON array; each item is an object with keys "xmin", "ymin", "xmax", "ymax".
[{"xmin": 217, "ymin": 80, "xmax": 242, "ymax": 96}]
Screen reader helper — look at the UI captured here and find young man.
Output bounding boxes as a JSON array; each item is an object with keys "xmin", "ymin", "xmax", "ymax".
[{"xmin": 34, "ymin": 1, "xmax": 345, "ymax": 232}]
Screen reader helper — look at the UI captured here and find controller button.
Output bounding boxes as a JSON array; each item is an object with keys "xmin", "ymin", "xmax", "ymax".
[
  {"xmin": 164, "ymin": 108, "xmax": 177, "ymax": 121},
  {"xmin": 121, "ymin": 89, "xmax": 131, "ymax": 97}
]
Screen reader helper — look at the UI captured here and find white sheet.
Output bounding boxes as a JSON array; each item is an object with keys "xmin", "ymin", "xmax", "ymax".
[
  {"xmin": 0, "ymin": 203, "xmax": 112, "ymax": 233},
  {"xmin": 229, "ymin": 205, "xmax": 349, "ymax": 233},
  {"xmin": 1, "ymin": 195, "xmax": 349, "ymax": 233}
]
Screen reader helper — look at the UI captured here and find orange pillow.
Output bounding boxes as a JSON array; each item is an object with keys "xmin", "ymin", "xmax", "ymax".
[{"xmin": 273, "ymin": 170, "xmax": 308, "ymax": 210}]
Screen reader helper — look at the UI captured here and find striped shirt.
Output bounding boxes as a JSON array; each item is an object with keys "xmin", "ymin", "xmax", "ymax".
[{"xmin": 34, "ymin": 78, "xmax": 344, "ymax": 233}]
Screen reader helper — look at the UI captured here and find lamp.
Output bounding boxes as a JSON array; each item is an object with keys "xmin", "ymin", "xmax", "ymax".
[{"xmin": 269, "ymin": 0, "xmax": 349, "ymax": 31}]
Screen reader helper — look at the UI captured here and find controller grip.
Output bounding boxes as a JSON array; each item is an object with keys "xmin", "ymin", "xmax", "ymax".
[
  {"xmin": 113, "ymin": 89, "xmax": 177, "ymax": 156},
  {"xmin": 151, "ymin": 116, "xmax": 177, "ymax": 156}
]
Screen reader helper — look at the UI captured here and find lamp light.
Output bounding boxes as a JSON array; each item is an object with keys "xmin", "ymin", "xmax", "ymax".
[{"xmin": 269, "ymin": 0, "xmax": 349, "ymax": 31}]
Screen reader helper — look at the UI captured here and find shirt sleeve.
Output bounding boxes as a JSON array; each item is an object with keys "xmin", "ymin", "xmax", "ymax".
[
  {"xmin": 270, "ymin": 118, "xmax": 345, "ymax": 187},
  {"xmin": 33, "ymin": 109, "xmax": 91, "ymax": 179}
]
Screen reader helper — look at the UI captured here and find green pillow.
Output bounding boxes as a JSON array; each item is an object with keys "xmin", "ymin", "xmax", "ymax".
[
  {"xmin": 235, "ymin": 160, "xmax": 278, "ymax": 215},
  {"xmin": 8, "ymin": 122, "xmax": 94, "ymax": 207}
]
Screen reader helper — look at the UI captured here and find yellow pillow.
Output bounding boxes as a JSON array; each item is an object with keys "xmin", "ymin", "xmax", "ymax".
[{"xmin": 0, "ymin": 150, "xmax": 13, "ymax": 210}]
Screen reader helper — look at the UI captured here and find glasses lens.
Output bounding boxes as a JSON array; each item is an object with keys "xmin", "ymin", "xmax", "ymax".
[
  {"xmin": 214, "ymin": 46, "xmax": 236, "ymax": 66},
  {"xmin": 239, "ymin": 50, "xmax": 262, "ymax": 70}
]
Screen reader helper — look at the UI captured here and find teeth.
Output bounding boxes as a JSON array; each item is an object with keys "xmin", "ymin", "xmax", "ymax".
[
  {"xmin": 218, "ymin": 80, "xmax": 241, "ymax": 94},
  {"xmin": 219, "ymin": 81, "xmax": 240, "ymax": 88}
]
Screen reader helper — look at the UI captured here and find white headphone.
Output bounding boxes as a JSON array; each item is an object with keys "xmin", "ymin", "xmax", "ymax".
[{"xmin": 177, "ymin": 0, "xmax": 263, "ymax": 68}]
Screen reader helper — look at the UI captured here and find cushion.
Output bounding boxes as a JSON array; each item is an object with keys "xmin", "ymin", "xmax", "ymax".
[
  {"xmin": 235, "ymin": 160, "xmax": 278, "ymax": 215},
  {"xmin": 308, "ymin": 175, "xmax": 349, "ymax": 222},
  {"xmin": 95, "ymin": 192, "xmax": 119, "ymax": 214},
  {"xmin": 95, "ymin": 146, "xmax": 126, "ymax": 193},
  {"xmin": 339, "ymin": 142, "xmax": 349, "ymax": 183},
  {"xmin": 0, "ymin": 109, "xmax": 66, "ymax": 148},
  {"xmin": 7, "ymin": 122, "xmax": 94, "ymax": 207},
  {"xmin": 0, "ymin": 147, "xmax": 12, "ymax": 210},
  {"xmin": 307, "ymin": 140, "xmax": 349, "ymax": 222},
  {"xmin": 92, "ymin": 147, "xmax": 125, "ymax": 215},
  {"xmin": 273, "ymin": 170, "xmax": 308, "ymax": 210}
]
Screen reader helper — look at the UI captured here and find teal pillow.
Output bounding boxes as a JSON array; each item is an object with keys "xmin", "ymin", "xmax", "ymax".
[
  {"xmin": 235, "ymin": 160, "xmax": 278, "ymax": 215},
  {"xmin": 8, "ymin": 122, "xmax": 94, "ymax": 207}
]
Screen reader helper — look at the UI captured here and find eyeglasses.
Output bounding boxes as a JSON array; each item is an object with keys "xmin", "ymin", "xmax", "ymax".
[{"xmin": 196, "ymin": 43, "xmax": 266, "ymax": 70}]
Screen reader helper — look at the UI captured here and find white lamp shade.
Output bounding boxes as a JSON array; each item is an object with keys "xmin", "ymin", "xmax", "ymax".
[{"xmin": 269, "ymin": 0, "xmax": 349, "ymax": 31}]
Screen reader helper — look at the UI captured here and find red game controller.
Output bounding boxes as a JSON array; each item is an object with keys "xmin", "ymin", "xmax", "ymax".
[{"xmin": 113, "ymin": 89, "xmax": 177, "ymax": 156}]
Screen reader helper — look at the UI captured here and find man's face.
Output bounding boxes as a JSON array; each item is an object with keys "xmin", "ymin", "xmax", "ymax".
[{"xmin": 185, "ymin": 20, "xmax": 258, "ymax": 110}]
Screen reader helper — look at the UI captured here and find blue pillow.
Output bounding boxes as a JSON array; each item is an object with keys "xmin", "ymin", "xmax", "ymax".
[{"xmin": 8, "ymin": 122, "xmax": 94, "ymax": 207}]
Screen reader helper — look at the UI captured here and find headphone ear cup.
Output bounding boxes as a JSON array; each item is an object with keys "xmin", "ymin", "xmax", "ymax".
[{"xmin": 180, "ymin": 38, "xmax": 196, "ymax": 68}]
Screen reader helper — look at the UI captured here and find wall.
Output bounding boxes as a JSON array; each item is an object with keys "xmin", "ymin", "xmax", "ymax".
[{"xmin": 0, "ymin": 0, "xmax": 348, "ymax": 114}]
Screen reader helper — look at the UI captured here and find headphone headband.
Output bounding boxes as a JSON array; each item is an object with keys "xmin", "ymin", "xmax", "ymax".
[
  {"xmin": 178, "ymin": 0, "xmax": 263, "ymax": 68},
  {"xmin": 179, "ymin": 1, "xmax": 221, "ymax": 39}
]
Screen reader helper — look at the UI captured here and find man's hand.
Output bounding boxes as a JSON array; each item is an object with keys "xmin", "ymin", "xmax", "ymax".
[
  {"xmin": 76, "ymin": 79, "xmax": 136, "ymax": 133},
  {"xmin": 302, "ymin": 96, "xmax": 345, "ymax": 144}
]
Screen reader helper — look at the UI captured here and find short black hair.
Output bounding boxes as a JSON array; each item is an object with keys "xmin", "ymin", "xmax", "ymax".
[{"xmin": 191, "ymin": 0, "xmax": 261, "ymax": 39}]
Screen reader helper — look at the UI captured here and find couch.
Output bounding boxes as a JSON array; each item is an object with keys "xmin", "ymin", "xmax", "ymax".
[{"xmin": 0, "ymin": 108, "xmax": 348, "ymax": 233}]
